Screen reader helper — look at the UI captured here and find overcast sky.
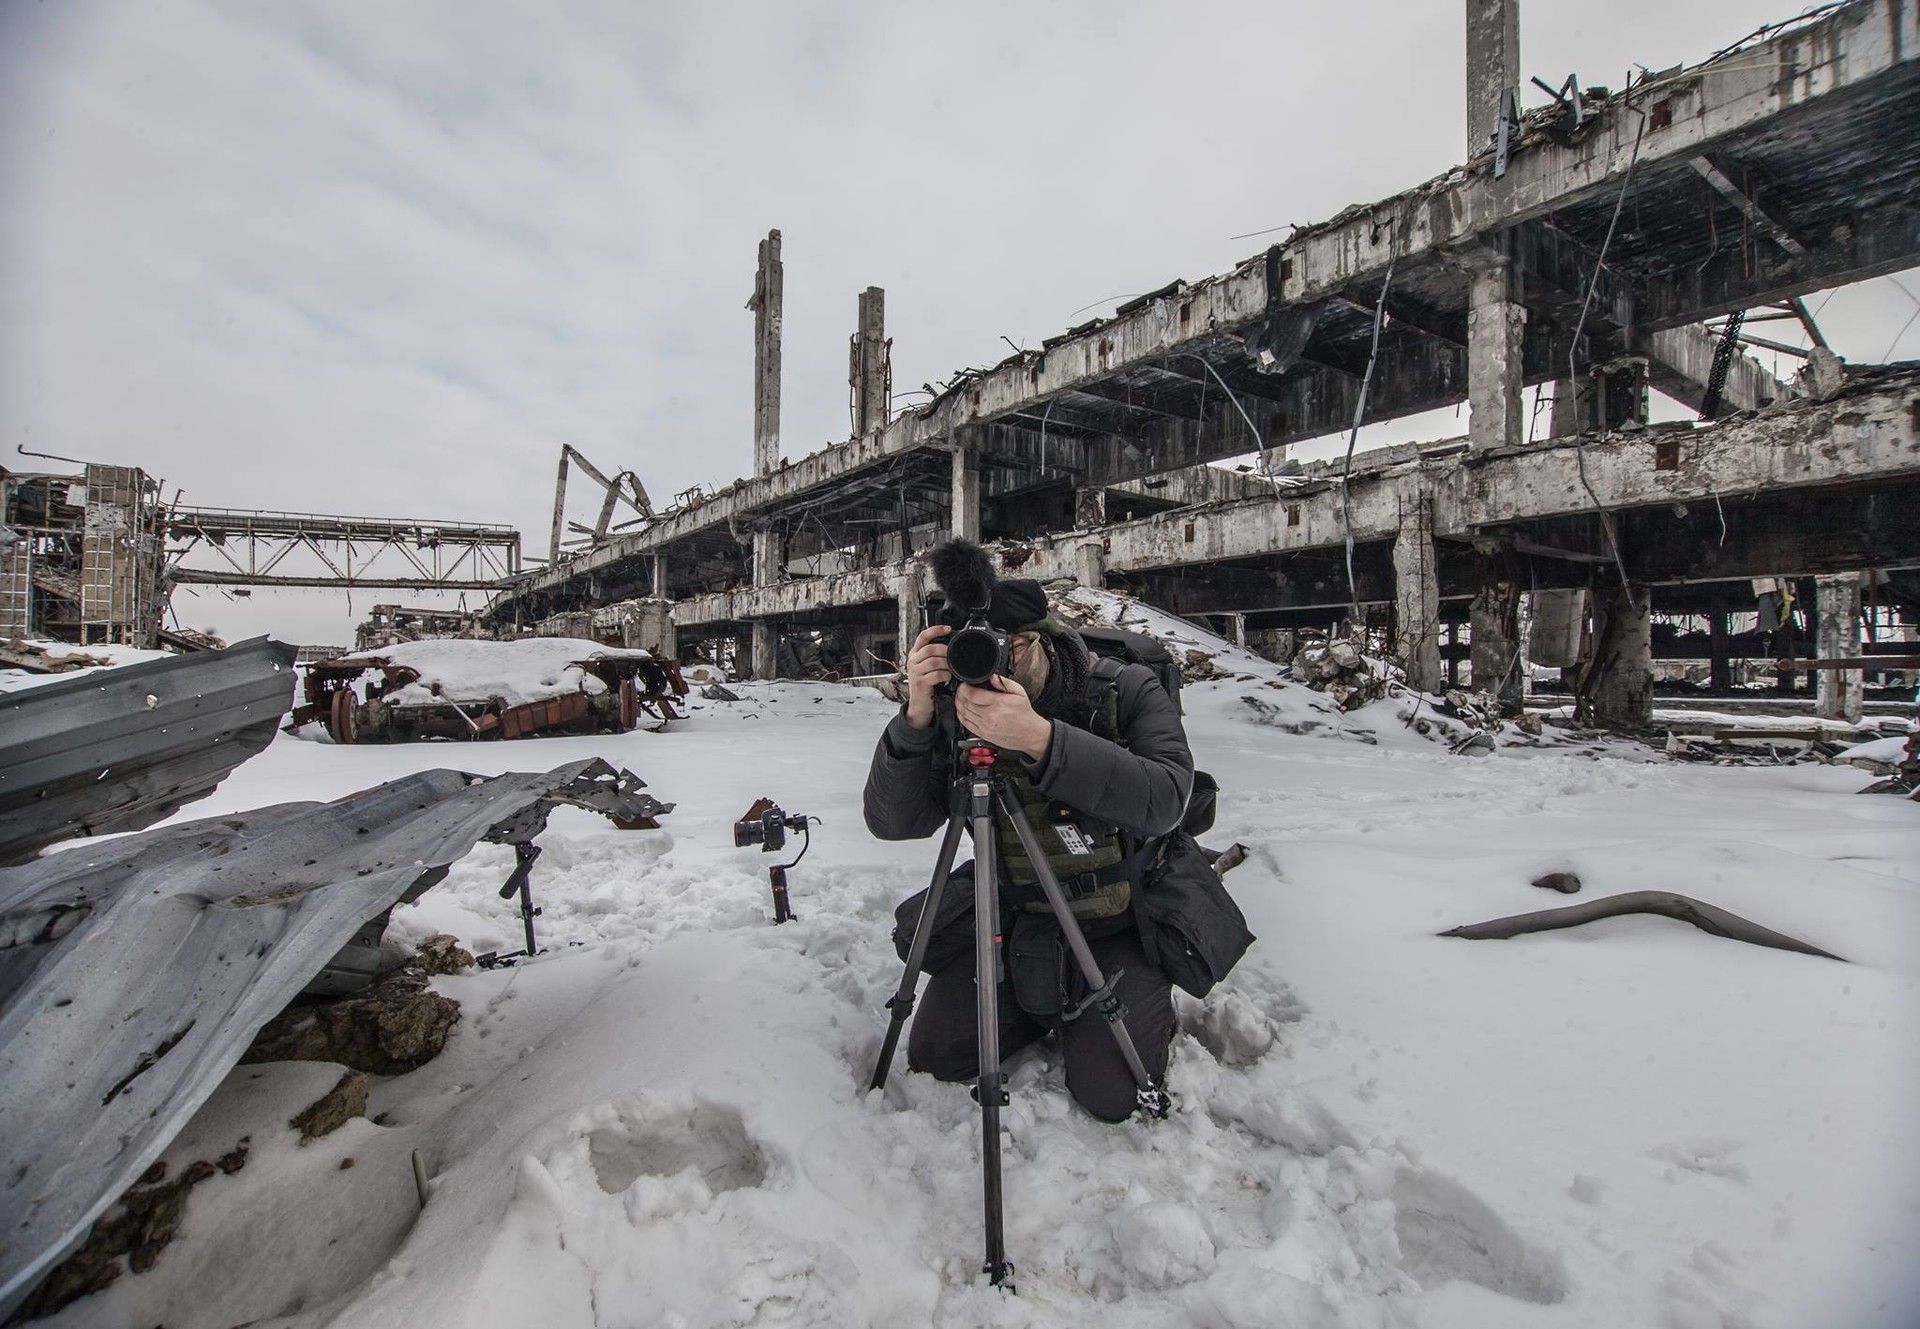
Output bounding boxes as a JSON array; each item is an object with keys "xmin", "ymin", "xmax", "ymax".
[{"xmin": 3, "ymin": 0, "xmax": 1915, "ymax": 645}]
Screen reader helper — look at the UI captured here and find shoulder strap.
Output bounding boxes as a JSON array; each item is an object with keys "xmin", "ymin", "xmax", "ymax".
[{"xmin": 1085, "ymin": 655, "xmax": 1124, "ymax": 744}]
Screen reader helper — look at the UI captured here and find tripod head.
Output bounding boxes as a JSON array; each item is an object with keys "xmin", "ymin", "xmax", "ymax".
[{"xmin": 933, "ymin": 684, "xmax": 1002, "ymax": 775}]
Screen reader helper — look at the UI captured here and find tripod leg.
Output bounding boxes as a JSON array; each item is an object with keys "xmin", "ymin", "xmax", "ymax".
[
  {"xmin": 970, "ymin": 769, "xmax": 1014, "ymax": 1288},
  {"xmin": 869, "ymin": 805, "xmax": 967, "ymax": 1093},
  {"xmin": 993, "ymin": 787, "xmax": 1170, "ymax": 1119}
]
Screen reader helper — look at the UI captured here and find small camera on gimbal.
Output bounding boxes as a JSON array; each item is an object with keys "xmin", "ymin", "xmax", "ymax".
[
  {"xmin": 733, "ymin": 797, "xmax": 810, "ymax": 852},
  {"xmin": 734, "ymin": 798, "xmax": 815, "ymax": 925}
]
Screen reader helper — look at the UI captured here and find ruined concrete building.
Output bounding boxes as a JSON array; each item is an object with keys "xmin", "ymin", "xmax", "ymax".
[
  {"xmin": 490, "ymin": 0, "xmax": 1920, "ymax": 730},
  {"xmin": 1, "ymin": 464, "xmax": 167, "ymax": 646},
  {"xmin": 2, "ymin": 457, "xmax": 523, "ymax": 651}
]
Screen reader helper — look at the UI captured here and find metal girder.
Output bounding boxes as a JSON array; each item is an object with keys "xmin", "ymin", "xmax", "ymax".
[{"xmin": 169, "ymin": 507, "xmax": 521, "ymax": 592}]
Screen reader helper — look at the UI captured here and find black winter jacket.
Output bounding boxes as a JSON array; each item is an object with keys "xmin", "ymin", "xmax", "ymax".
[{"xmin": 861, "ymin": 661, "xmax": 1195, "ymax": 846}]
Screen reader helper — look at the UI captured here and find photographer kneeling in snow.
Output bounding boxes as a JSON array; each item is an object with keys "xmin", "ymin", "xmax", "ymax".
[{"xmin": 864, "ymin": 540, "xmax": 1251, "ymax": 1121}]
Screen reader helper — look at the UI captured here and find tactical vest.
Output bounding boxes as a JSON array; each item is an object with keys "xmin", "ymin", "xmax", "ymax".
[{"xmin": 991, "ymin": 656, "xmax": 1137, "ymax": 920}]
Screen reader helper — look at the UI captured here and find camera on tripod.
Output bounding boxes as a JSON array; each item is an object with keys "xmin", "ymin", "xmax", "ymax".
[
  {"xmin": 733, "ymin": 797, "xmax": 810, "ymax": 852},
  {"xmin": 932, "ymin": 599, "xmax": 1012, "ymax": 687}
]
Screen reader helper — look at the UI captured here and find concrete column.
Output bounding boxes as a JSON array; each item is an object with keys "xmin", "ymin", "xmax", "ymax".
[
  {"xmin": 1815, "ymin": 574, "xmax": 1863, "ymax": 723},
  {"xmin": 627, "ymin": 600, "xmax": 677, "ymax": 659},
  {"xmin": 750, "ymin": 230, "xmax": 783, "ymax": 477},
  {"xmin": 1470, "ymin": 573, "xmax": 1523, "ymax": 713},
  {"xmin": 1073, "ymin": 486, "xmax": 1107, "ymax": 530},
  {"xmin": 853, "ymin": 286, "xmax": 889, "ymax": 437},
  {"xmin": 1466, "ymin": 0, "xmax": 1519, "ymax": 151},
  {"xmin": 1393, "ymin": 491, "xmax": 1444, "ymax": 693},
  {"xmin": 751, "ymin": 622, "xmax": 778, "ymax": 681},
  {"xmin": 896, "ymin": 579, "xmax": 923, "ymax": 661},
  {"xmin": 1549, "ymin": 379, "xmax": 1586, "ymax": 437},
  {"xmin": 752, "ymin": 528, "xmax": 781, "ymax": 587},
  {"xmin": 1708, "ymin": 611, "xmax": 1732, "ymax": 692},
  {"xmin": 1587, "ymin": 582, "xmax": 1653, "ymax": 729},
  {"xmin": 1467, "ymin": 260, "xmax": 1526, "ymax": 451},
  {"xmin": 950, "ymin": 442, "xmax": 981, "ymax": 542},
  {"xmin": 1074, "ymin": 538, "xmax": 1107, "ymax": 590},
  {"xmin": 650, "ymin": 553, "xmax": 670, "ymax": 598}
]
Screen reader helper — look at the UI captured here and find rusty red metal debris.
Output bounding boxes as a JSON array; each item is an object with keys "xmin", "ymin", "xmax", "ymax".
[{"xmin": 289, "ymin": 651, "xmax": 688, "ymax": 743}]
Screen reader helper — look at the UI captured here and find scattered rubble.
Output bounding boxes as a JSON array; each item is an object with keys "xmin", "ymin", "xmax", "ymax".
[
  {"xmin": 1289, "ymin": 639, "xmax": 1390, "ymax": 712},
  {"xmin": 5, "ymin": 1143, "xmax": 250, "ymax": 1324},
  {"xmin": 0, "ymin": 641, "xmax": 113, "ymax": 675},
  {"xmin": 243, "ymin": 936, "xmax": 475, "ymax": 1076},
  {"xmin": 288, "ymin": 1071, "xmax": 371, "ymax": 1142},
  {"xmin": 1856, "ymin": 731, "xmax": 1920, "ymax": 797}
]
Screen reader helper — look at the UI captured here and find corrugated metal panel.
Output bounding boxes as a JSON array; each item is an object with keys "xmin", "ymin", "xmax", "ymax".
[
  {"xmin": 0, "ymin": 637, "xmax": 298, "ymax": 863},
  {"xmin": 0, "ymin": 757, "xmax": 670, "ymax": 1315}
]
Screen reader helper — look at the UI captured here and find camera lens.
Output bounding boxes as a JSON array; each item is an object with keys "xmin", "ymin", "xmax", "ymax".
[
  {"xmin": 946, "ymin": 625, "xmax": 1005, "ymax": 686},
  {"xmin": 733, "ymin": 821, "xmax": 762, "ymax": 848}
]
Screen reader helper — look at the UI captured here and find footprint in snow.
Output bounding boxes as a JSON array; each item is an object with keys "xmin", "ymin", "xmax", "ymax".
[
  {"xmin": 586, "ymin": 1098, "xmax": 770, "ymax": 1198},
  {"xmin": 1651, "ymin": 1140, "xmax": 1750, "ymax": 1184},
  {"xmin": 1391, "ymin": 1168, "xmax": 1571, "ymax": 1305}
]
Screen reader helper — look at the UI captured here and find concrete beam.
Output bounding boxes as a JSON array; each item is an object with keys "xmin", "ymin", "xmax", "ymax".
[
  {"xmin": 1640, "ymin": 324, "xmax": 1787, "ymax": 415},
  {"xmin": 669, "ymin": 377, "xmax": 1918, "ymax": 623},
  {"xmin": 1689, "ymin": 154, "xmax": 1810, "ymax": 259}
]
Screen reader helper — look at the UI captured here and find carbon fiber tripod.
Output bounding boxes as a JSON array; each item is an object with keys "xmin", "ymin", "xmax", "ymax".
[{"xmin": 869, "ymin": 735, "xmax": 1170, "ymax": 1290}]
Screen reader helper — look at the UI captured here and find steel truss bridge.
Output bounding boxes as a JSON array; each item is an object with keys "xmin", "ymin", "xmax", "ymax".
[{"xmin": 167, "ymin": 506, "xmax": 522, "ymax": 591}]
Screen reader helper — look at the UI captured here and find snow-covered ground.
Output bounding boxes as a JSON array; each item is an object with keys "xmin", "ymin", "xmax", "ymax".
[{"xmin": 31, "ymin": 655, "xmax": 1920, "ymax": 1328}]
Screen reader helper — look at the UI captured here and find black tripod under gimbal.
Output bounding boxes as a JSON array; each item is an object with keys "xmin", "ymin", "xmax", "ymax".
[{"xmin": 869, "ymin": 732, "xmax": 1170, "ymax": 1291}]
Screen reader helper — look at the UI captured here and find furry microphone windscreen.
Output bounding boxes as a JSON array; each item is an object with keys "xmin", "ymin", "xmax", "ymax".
[{"xmin": 927, "ymin": 538, "xmax": 997, "ymax": 612}]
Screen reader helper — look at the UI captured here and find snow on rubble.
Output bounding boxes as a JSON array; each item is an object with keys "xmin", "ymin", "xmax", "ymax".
[
  {"xmin": 21, "ymin": 649, "xmax": 1920, "ymax": 1328},
  {"xmin": 347, "ymin": 637, "xmax": 652, "ymax": 706}
]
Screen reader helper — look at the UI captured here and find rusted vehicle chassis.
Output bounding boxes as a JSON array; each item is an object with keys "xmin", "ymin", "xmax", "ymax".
[{"xmin": 292, "ymin": 654, "xmax": 686, "ymax": 743}]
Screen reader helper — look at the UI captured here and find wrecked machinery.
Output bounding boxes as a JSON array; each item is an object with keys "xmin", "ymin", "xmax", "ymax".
[{"xmin": 292, "ymin": 647, "xmax": 688, "ymax": 743}]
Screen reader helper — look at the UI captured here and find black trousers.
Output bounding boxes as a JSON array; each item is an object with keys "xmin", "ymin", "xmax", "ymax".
[{"xmin": 906, "ymin": 926, "xmax": 1175, "ymax": 1122}]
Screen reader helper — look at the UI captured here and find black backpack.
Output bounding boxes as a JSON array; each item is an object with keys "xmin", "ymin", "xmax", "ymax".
[
  {"xmin": 1077, "ymin": 626, "xmax": 1183, "ymax": 715},
  {"xmin": 1077, "ymin": 627, "xmax": 1211, "ymax": 836},
  {"xmin": 1075, "ymin": 626, "xmax": 1252, "ymax": 997}
]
